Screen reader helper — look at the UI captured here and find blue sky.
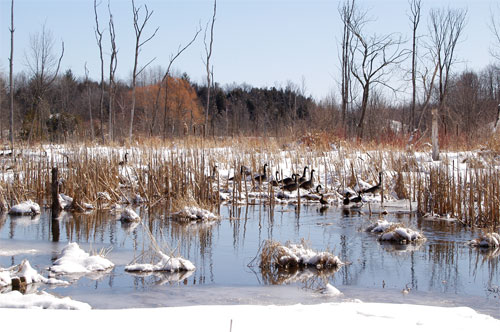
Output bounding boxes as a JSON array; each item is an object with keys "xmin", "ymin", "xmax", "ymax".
[{"xmin": 0, "ymin": 0, "xmax": 497, "ymax": 100}]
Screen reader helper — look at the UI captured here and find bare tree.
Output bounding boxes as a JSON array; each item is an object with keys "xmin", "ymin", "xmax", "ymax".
[
  {"xmin": 203, "ymin": 0, "xmax": 216, "ymax": 137},
  {"xmin": 339, "ymin": 0, "xmax": 356, "ymax": 129},
  {"xmin": 24, "ymin": 23, "xmax": 64, "ymax": 141},
  {"xmin": 108, "ymin": 1, "xmax": 118, "ymax": 141},
  {"xmin": 408, "ymin": 0, "xmax": 421, "ymax": 133},
  {"xmin": 428, "ymin": 8, "xmax": 467, "ymax": 113},
  {"xmin": 348, "ymin": 12, "xmax": 409, "ymax": 138},
  {"xmin": 129, "ymin": 0, "xmax": 158, "ymax": 141},
  {"xmin": 9, "ymin": 0, "xmax": 14, "ymax": 150},
  {"xmin": 427, "ymin": 7, "xmax": 466, "ymax": 160},
  {"xmin": 158, "ymin": 27, "xmax": 201, "ymax": 138},
  {"xmin": 94, "ymin": 0, "xmax": 105, "ymax": 143}
]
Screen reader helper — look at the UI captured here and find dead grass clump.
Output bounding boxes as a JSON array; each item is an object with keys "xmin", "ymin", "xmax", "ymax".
[
  {"xmin": 468, "ymin": 232, "xmax": 500, "ymax": 248},
  {"xmin": 378, "ymin": 224, "xmax": 425, "ymax": 244}
]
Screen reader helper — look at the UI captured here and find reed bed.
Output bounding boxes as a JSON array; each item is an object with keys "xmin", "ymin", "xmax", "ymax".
[{"xmin": 0, "ymin": 136, "xmax": 499, "ymax": 229}]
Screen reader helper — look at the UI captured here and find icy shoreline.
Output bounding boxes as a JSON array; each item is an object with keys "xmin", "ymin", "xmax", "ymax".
[{"xmin": 0, "ymin": 301, "xmax": 498, "ymax": 330}]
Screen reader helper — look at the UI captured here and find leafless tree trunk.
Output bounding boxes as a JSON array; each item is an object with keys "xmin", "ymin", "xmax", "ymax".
[
  {"xmin": 129, "ymin": 0, "xmax": 158, "ymax": 142},
  {"xmin": 348, "ymin": 10, "xmax": 409, "ymax": 139},
  {"xmin": 108, "ymin": 1, "xmax": 118, "ymax": 142},
  {"xmin": 409, "ymin": 0, "xmax": 421, "ymax": 133},
  {"xmin": 427, "ymin": 7, "xmax": 466, "ymax": 159},
  {"xmin": 339, "ymin": 0, "xmax": 355, "ymax": 129},
  {"xmin": 84, "ymin": 63, "xmax": 95, "ymax": 140},
  {"xmin": 157, "ymin": 27, "xmax": 200, "ymax": 139},
  {"xmin": 9, "ymin": 0, "xmax": 14, "ymax": 150},
  {"xmin": 203, "ymin": 0, "xmax": 216, "ymax": 138},
  {"xmin": 94, "ymin": 0, "xmax": 105, "ymax": 144}
]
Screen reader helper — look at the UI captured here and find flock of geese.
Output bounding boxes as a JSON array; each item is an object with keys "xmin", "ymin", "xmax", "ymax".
[{"xmin": 225, "ymin": 163, "xmax": 383, "ymax": 208}]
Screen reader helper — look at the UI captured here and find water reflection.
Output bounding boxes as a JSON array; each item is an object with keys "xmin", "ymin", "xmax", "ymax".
[{"xmin": 0, "ymin": 204, "xmax": 498, "ymax": 315}]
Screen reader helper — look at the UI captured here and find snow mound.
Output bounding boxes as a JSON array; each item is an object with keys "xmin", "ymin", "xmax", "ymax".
[
  {"xmin": 173, "ymin": 206, "xmax": 219, "ymax": 221},
  {"xmin": 365, "ymin": 219, "xmax": 394, "ymax": 233},
  {"xmin": 8, "ymin": 200, "xmax": 40, "ymax": 215},
  {"xmin": 322, "ymin": 284, "xmax": 343, "ymax": 296},
  {"xmin": 125, "ymin": 250, "xmax": 195, "ymax": 273},
  {"xmin": 120, "ymin": 208, "xmax": 140, "ymax": 222},
  {"xmin": 378, "ymin": 226, "xmax": 425, "ymax": 243},
  {"xmin": 0, "ymin": 260, "xmax": 69, "ymax": 287},
  {"xmin": 0, "ymin": 291, "xmax": 91, "ymax": 309},
  {"xmin": 468, "ymin": 233, "xmax": 500, "ymax": 248},
  {"xmin": 260, "ymin": 240, "xmax": 344, "ymax": 270},
  {"xmin": 49, "ymin": 243, "xmax": 114, "ymax": 274}
]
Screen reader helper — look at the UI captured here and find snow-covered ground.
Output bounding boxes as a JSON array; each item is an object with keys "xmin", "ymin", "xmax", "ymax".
[{"xmin": 0, "ymin": 299, "xmax": 498, "ymax": 330}]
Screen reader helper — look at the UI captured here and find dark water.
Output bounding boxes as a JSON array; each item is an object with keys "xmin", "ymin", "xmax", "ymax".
[{"xmin": 0, "ymin": 205, "xmax": 499, "ymax": 318}]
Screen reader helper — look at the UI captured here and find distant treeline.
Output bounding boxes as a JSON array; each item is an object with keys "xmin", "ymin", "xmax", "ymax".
[{"xmin": 0, "ymin": 64, "xmax": 500, "ymax": 144}]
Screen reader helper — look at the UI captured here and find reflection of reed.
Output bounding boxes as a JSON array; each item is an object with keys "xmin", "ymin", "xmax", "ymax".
[
  {"xmin": 261, "ymin": 265, "xmax": 340, "ymax": 285},
  {"xmin": 127, "ymin": 270, "xmax": 194, "ymax": 286}
]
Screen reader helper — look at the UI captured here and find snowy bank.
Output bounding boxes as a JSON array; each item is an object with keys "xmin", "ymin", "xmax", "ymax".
[
  {"xmin": 0, "ymin": 291, "xmax": 90, "ymax": 309},
  {"xmin": 49, "ymin": 243, "xmax": 114, "ymax": 274},
  {"xmin": 0, "ymin": 302, "xmax": 497, "ymax": 330}
]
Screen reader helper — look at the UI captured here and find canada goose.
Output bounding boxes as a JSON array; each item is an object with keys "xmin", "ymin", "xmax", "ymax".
[
  {"xmin": 228, "ymin": 165, "xmax": 252, "ymax": 181},
  {"xmin": 282, "ymin": 173, "xmax": 299, "ymax": 186},
  {"xmin": 361, "ymin": 172, "xmax": 383, "ymax": 194},
  {"xmin": 282, "ymin": 177, "xmax": 299, "ymax": 192},
  {"xmin": 300, "ymin": 169, "xmax": 315, "ymax": 190},
  {"xmin": 254, "ymin": 163, "xmax": 268, "ymax": 183},
  {"xmin": 119, "ymin": 152, "xmax": 129, "ymax": 166},
  {"xmin": 315, "ymin": 185, "xmax": 323, "ymax": 193},
  {"xmin": 319, "ymin": 193, "xmax": 329, "ymax": 205},
  {"xmin": 343, "ymin": 192, "xmax": 362, "ymax": 205},
  {"xmin": 298, "ymin": 166, "xmax": 309, "ymax": 184},
  {"xmin": 270, "ymin": 171, "xmax": 281, "ymax": 186}
]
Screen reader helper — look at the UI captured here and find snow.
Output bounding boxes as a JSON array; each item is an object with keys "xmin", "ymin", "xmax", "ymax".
[
  {"xmin": 322, "ymin": 284, "xmax": 343, "ymax": 296},
  {"xmin": 0, "ymin": 260, "xmax": 69, "ymax": 287},
  {"xmin": 8, "ymin": 200, "xmax": 40, "ymax": 215},
  {"xmin": 365, "ymin": 219, "xmax": 393, "ymax": 233},
  {"xmin": 379, "ymin": 227, "xmax": 425, "ymax": 243},
  {"xmin": 125, "ymin": 250, "xmax": 195, "ymax": 272},
  {"xmin": 173, "ymin": 206, "xmax": 219, "ymax": 221},
  {"xmin": 0, "ymin": 301, "xmax": 498, "ymax": 330},
  {"xmin": 0, "ymin": 291, "xmax": 91, "ymax": 310},
  {"xmin": 49, "ymin": 243, "xmax": 114, "ymax": 274},
  {"xmin": 120, "ymin": 208, "xmax": 141, "ymax": 222},
  {"xmin": 469, "ymin": 232, "xmax": 500, "ymax": 248}
]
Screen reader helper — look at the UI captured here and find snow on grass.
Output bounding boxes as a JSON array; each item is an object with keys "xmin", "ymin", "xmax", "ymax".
[
  {"xmin": 365, "ymin": 219, "xmax": 394, "ymax": 233},
  {"xmin": 173, "ymin": 206, "xmax": 219, "ymax": 221},
  {"xmin": 378, "ymin": 225, "xmax": 425, "ymax": 244},
  {"xmin": 260, "ymin": 240, "xmax": 343, "ymax": 271},
  {"xmin": 49, "ymin": 243, "xmax": 114, "ymax": 274},
  {"xmin": 8, "ymin": 200, "xmax": 40, "ymax": 216},
  {"xmin": 0, "ymin": 260, "xmax": 69, "ymax": 287},
  {"xmin": 0, "ymin": 290, "xmax": 91, "ymax": 309},
  {"xmin": 125, "ymin": 250, "xmax": 195, "ymax": 273},
  {"xmin": 468, "ymin": 232, "xmax": 500, "ymax": 248}
]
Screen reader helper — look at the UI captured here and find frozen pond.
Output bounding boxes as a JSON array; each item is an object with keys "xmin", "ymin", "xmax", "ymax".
[{"xmin": 0, "ymin": 205, "xmax": 498, "ymax": 317}]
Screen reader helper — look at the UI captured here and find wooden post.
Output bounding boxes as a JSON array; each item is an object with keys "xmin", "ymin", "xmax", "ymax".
[
  {"xmin": 432, "ymin": 108, "xmax": 439, "ymax": 161},
  {"xmin": 51, "ymin": 167, "xmax": 62, "ymax": 214}
]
